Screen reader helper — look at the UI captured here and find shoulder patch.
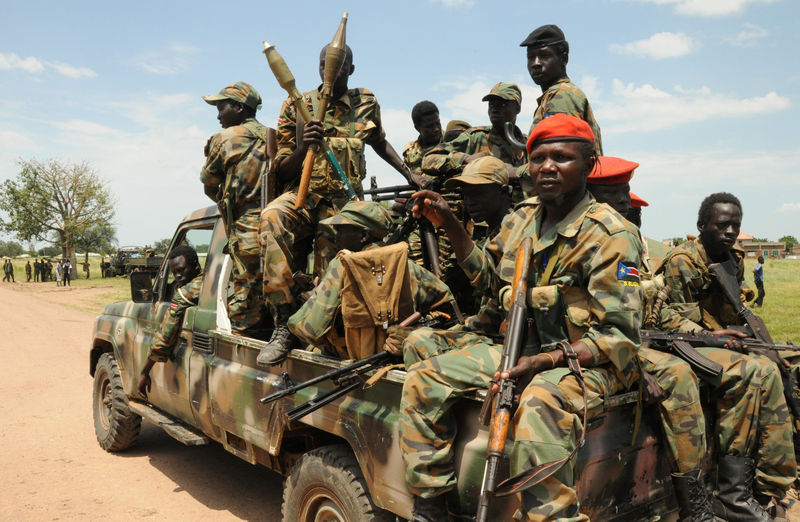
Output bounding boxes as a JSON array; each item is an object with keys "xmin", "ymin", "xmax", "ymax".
[
  {"xmin": 617, "ymin": 262, "xmax": 640, "ymax": 287},
  {"xmin": 585, "ymin": 202, "xmax": 631, "ymax": 235}
]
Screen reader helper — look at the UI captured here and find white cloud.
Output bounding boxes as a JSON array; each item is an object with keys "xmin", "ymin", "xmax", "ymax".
[
  {"xmin": 429, "ymin": 0, "xmax": 474, "ymax": 7},
  {"xmin": 777, "ymin": 203, "xmax": 800, "ymax": 213},
  {"xmin": 633, "ymin": 0, "xmax": 780, "ymax": 17},
  {"xmin": 109, "ymin": 93, "xmax": 197, "ymax": 127},
  {"xmin": 47, "ymin": 61, "xmax": 97, "ymax": 79},
  {"xmin": 724, "ymin": 24, "xmax": 769, "ymax": 47},
  {"xmin": 132, "ymin": 42, "xmax": 199, "ymax": 75},
  {"xmin": 0, "ymin": 52, "xmax": 45, "ymax": 73},
  {"xmin": 0, "ymin": 52, "xmax": 96, "ymax": 78},
  {"xmin": 610, "ymin": 32, "xmax": 698, "ymax": 59},
  {"xmin": 598, "ymin": 80, "xmax": 790, "ymax": 133}
]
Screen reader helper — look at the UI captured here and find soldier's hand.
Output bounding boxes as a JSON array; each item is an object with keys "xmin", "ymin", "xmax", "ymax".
[
  {"xmin": 709, "ymin": 329, "xmax": 747, "ymax": 352},
  {"xmin": 137, "ymin": 371, "xmax": 151, "ymax": 399},
  {"xmin": 641, "ymin": 370, "xmax": 665, "ymax": 405},
  {"xmin": 383, "ymin": 325, "xmax": 413, "ymax": 356},
  {"xmin": 465, "ymin": 151, "xmax": 490, "ymax": 164},
  {"xmin": 300, "ymin": 119, "xmax": 324, "ymax": 151},
  {"xmin": 492, "ymin": 354, "xmax": 549, "ymax": 395},
  {"xmin": 391, "ymin": 197, "xmax": 407, "ymax": 215},
  {"xmin": 409, "ymin": 171, "xmax": 430, "ymax": 189},
  {"xmin": 411, "ymin": 190, "xmax": 456, "ymax": 228}
]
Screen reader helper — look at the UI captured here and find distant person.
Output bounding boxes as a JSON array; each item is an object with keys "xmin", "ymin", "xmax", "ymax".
[
  {"xmin": 33, "ymin": 259, "xmax": 41, "ymax": 282},
  {"xmin": 522, "ymin": 24, "xmax": 603, "ymax": 155},
  {"xmin": 55, "ymin": 260, "xmax": 63, "ymax": 286},
  {"xmin": 25, "ymin": 260, "xmax": 32, "ymax": 282},
  {"xmin": 62, "ymin": 259, "xmax": 72, "ymax": 286},
  {"xmin": 752, "ymin": 255, "xmax": 765, "ymax": 307},
  {"xmin": 138, "ymin": 245, "xmax": 204, "ymax": 398},
  {"xmin": 2, "ymin": 259, "xmax": 13, "ymax": 282},
  {"xmin": 83, "ymin": 260, "xmax": 90, "ymax": 279}
]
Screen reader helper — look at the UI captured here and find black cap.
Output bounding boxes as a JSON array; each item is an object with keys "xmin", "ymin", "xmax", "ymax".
[{"xmin": 520, "ymin": 24, "xmax": 566, "ymax": 48}]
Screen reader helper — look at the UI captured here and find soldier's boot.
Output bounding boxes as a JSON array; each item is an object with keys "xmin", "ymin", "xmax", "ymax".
[
  {"xmin": 256, "ymin": 305, "xmax": 297, "ymax": 367},
  {"xmin": 712, "ymin": 455, "xmax": 773, "ymax": 522},
  {"xmin": 671, "ymin": 469, "xmax": 715, "ymax": 521},
  {"xmin": 411, "ymin": 495, "xmax": 449, "ymax": 522}
]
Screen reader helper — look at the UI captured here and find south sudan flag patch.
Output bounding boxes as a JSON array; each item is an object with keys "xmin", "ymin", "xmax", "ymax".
[
  {"xmin": 168, "ymin": 302, "xmax": 180, "ymax": 316},
  {"xmin": 617, "ymin": 262, "xmax": 640, "ymax": 287}
]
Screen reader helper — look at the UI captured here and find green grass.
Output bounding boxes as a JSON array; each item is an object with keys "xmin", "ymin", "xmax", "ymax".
[{"xmin": 743, "ymin": 258, "xmax": 800, "ymax": 342}]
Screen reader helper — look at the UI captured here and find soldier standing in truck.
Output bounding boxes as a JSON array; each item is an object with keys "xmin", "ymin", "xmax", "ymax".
[
  {"xmin": 200, "ymin": 81, "xmax": 270, "ymax": 337},
  {"xmin": 138, "ymin": 245, "xmax": 203, "ymax": 398}
]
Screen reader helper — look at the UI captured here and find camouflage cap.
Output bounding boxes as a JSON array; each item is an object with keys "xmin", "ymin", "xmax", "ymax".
[
  {"xmin": 203, "ymin": 81, "xmax": 262, "ymax": 111},
  {"xmin": 481, "ymin": 82, "xmax": 522, "ymax": 106},
  {"xmin": 444, "ymin": 156, "xmax": 508, "ymax": 189},
  {"xmin": 445, "ymin": 120, "xmax": 471, "ymax": 132},
  {"xmin": 520, "ymin": 24, "xmax": 567, "ymax": 48},
  {"xmin": 319, "ymin": 201, "xmax": 393, "ymax": 238}
]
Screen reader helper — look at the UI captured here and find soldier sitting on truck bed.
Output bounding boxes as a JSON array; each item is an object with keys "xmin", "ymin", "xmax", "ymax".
[
  {"xmin": 400, "ymin": 115, "xmax": 642, "ymax": 520},
  {"xmin": 137, "ymin": 245, "xmax": 203, "ymax": 399},
  {"xmin": 287, "ymin": 200, "xmax": 453, "ymax": 363}
]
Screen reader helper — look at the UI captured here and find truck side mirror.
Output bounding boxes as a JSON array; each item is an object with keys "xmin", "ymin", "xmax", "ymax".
[{"xmin": 130, "ymin": 271, "xmax": 154, "ymax": 302}]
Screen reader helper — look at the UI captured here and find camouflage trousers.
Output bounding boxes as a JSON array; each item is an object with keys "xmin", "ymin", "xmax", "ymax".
[
  {"xmin": 698, "ymin": 348, "xmax": 796, "ymax": 498},
  {"xmin": 638, "ymin": 347, "xmax": 706, "ymax": 473},
  {"xmin": 228, "ymin": 209, "xmax": 266, "ymax": 335},
  {"xmin": 400, "ymin": 327, "xmax": 625, "ymax": 521},
  {"xmin": 259, "ymin": 191, "xmax": 344, "ymax": 320},
  {"xmin": 783, "ymin": 351, "xmax": 800, "ymax": 476}
]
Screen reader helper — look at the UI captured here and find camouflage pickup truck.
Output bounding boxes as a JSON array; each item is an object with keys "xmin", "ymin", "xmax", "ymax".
[{"xmin": 89, "ymin": 205, "xmax": 680, "ymax": 521}]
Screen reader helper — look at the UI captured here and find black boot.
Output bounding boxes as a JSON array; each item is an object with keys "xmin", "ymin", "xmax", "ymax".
[
  {"xmin": 256, "ymin": 305, "xmax": 297, "ymax": 366},
  {"xmin": 672, "ymin": 469, "xmax": 715, "ymax": 521},
  {"xmin": 411, "ymin": 495, "xmax": 449, "ymax": 522},
  {"xmin": 712, "ymin": 454, "xmax": 772, "ymax": 522}
]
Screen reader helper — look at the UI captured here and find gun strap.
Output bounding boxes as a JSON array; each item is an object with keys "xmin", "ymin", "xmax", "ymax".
[
  {"xmin": 495, "ymin": 340, "xmax": 587, "ymax": 496},
  {"xmin": 539, "ymin": 242, "xmax": 566, "ymax": 286}
]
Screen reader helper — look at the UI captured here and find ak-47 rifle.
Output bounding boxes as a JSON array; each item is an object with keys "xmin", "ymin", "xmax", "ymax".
[
  {"xmin": 259, "ymin": 311, "xmax": 421, "ymax": 422},
  {"xmin": 475, "ymin": 237, "xmax": 532, "ymax": 522},
  {"xmin": 385, "ymin": 177, "xmax": 465, "ymax": 323},
  {"xmin": 708, "ymin": 259, "xmax": 800, "ymax": 417}
]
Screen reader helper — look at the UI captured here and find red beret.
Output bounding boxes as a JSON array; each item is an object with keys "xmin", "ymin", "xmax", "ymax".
[
  {"xmin": 630, "ymin": 192, "xmax": 649, "ymax": 208},
  {"xmin": 587, "ymin": 156, "xmax": 639, "ymax": 185},
  {"xmin": 526, "ymin": 113, "xmax": 595, "ymax": 154}
]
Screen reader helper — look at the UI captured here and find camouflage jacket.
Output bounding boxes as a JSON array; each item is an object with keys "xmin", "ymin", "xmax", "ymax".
[
  {"xmin": 458, "ymin": 193, "xmax": 643, "ymax": 388},
  {"xmin": 275, "ymin": 86, "xmax": 386, "ymax": 197},
  {"xmin": 402, "ymin": 135, "xmax": 443, "ymax": 178},
  {"xmin": 287, "ymin": 245, "xmax": 452, "ymax": 356},
  {"xmin": 148, "ymin": 273, "xmax": 204, "ymax": 363},
  {"xmin": 660, "ymin": 237, "xmax": 752, "ymax": 330},
  {"xmin": 200, "ymin": 118, "xmax": 268, "ymax": 216},
  {"xmin": 420, "ymin": 125, "xmax": 526, "ymax": 178},
  {"xmin": 532, "ymin": 77, "xmax": 603, "ymax": 155}
]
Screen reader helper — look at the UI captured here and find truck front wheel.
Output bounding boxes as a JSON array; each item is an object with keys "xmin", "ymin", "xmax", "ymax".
[
  {"xmin": 92, "ymin": 352, "xmax": 141, "ymax": 451},
  {"xmin": 282, "ymin": 445, "xmax": 394, "ymax": 522}
]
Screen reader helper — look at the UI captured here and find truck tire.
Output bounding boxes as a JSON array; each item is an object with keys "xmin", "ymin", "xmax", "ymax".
[
  {"xmin": 282, "ymin": 444, "xmax": 394, "ymax": 522},
  {"xmin": 92, "ymin": 352, "xmax": 141, "ymax": 451}
]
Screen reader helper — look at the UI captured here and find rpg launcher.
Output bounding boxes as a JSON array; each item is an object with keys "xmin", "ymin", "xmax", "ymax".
[{"xmin": 475, "ymin": 237, "xmax": 532, "ymax": 522}]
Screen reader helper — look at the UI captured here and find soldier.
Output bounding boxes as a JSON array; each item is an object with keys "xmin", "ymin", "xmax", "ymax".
[
  {"xmin": 402, "ymin": 100, "xmax": 443, "ymax": 179},
  {"xmin": 257, "ymin": 44, "xmax": 419, "ymax": 366},
  {"xmin": 200, "ymin": 81, "xmax": 270, "ymax": 337},
  {"xmin": 421, "ymin": 82, "xmax": 527, "ymax": 203},
  {"xmin": 33, "ymin": 259, "xmax": 40, "ymax": 282},
  {"xmin": 401, "ymin": 114, "xmax": 642, "ymax": 520},
  {"xmin": 2, "ymin": 259, "xmax": 9, "ymax": 282},
  {"xmin": 25, "ymin": 260, "xmax": 31, "ymax": 282},
  {"xmin": 443, "ymin": 120, "xmax": 470, "ymax": 142},
  {"xmin": 522, "ymin": 24, "xmax": 603, "ymax": 155},
  {"xmin": 659, "ymin": 192, "xmax": 796, "ymax": 519},
  {"xmin": 83, "ymin": 260, "xmax": 90, "ymax": 279},
  {"xmin": 287, "ymin": 200, "xmax": 452, "ymax": 362},
  {"xmin": 137, "ymin": 245, "xmax": 203, "ymax": 398}
]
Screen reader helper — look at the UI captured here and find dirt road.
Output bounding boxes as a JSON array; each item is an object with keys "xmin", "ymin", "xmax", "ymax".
[{"xmin": 0, "ymin": 283, "xmax": 282, "ymax": 520}]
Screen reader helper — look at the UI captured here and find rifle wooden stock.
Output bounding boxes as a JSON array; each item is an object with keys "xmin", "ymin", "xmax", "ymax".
[{"xmin": 476, "ymin": 237, "xmax": 532, "ymax": 522}]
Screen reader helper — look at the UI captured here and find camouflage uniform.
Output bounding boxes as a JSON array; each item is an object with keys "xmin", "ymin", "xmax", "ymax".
[
  {"xmin": 400, "ymin": 193, "xmax": 642, "ymax": 520},
  {"xmin": 288, "ymin": 244, "xmax": 452, "ymax": 359},
  {"xmin": 147, "ymin": 273, "xmax": 204, "ymax": 362},
  {"xmin": 660, "ymin": 237, "xmax": 797, "ymax": 498},
  {"xmin": 200, "ymin": 116, "xmax": 268, "ymax": 335},
  {"xmin": 532, "ymin": 77, "xmax": 602, "ymax": 156},
  {"xmin": 402, "ymin": 135, "xmax": 442, "ymax": 179},
  {"xmin": 260, "ymin": 87, "xmax": 386, "ymax": 319}
]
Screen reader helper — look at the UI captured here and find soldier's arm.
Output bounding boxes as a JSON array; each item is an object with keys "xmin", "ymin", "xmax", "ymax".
[
  {"xmin": 420, "ymin": 132, "xmax": 474, "ymax": 177},
  {"xmin": 369, "ymin": 137, "xmax": 422, "ymax": 185},
  {"xmin": 200, "ymin": 135, "xmax": 225, "ymax": 202},
  {"xmin": 287, "ymin": 259, "xmax": 345, "ymax": 348}
]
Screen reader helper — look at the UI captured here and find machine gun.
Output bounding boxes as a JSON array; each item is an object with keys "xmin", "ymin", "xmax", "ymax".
[
  {"xmin": 259, "ymin": 312, "xmax": 421, "ymax": 422},
  {"xmin": 476, "ymin": 237, "xmax": 532, "ymax": 522}
]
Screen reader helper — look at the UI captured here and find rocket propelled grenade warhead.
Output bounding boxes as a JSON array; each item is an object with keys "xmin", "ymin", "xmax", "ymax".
[
  {"xmin": 261, "ymin": 40, "xmax": 313, "ymax": 124},
  {"xmin": 318, "ymin": 12, "xmax": 349, "ymax": 117}
]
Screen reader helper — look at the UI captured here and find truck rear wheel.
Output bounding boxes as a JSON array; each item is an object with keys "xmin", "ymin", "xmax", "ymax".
[
  {"xmin": 92, "ymin": 352, "xmax": 141, "ymax": 451},
  {"xmin": 282, "ymin": 444, "xmax": 394, "ymax": 522}
]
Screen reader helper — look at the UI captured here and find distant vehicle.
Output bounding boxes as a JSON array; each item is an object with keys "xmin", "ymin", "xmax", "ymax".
[{"xmin": 104, "ymin": 246, "xmax": 163, "ymax": 277}]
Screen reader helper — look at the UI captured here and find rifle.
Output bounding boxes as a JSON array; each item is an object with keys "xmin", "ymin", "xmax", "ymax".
[
  {"xmin": 259, "ymin": 312, "xmax": 421, "ymax": 422},
  {"xmin": 475, "ymin": 237, "xmax": 532, "ymax": 522},
  {"xmin": 709, "ymin": 260, "xmax": 773, "ymax": 343}
]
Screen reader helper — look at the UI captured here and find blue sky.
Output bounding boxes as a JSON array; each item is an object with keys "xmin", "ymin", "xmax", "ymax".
[{"xmin": 1, "ymin": 0, "xmax": 798, "ymax": 246}]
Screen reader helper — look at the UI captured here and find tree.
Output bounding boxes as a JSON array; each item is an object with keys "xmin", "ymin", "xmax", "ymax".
[
  {"xmin": 0, "ymin": 240, "xmax": 24, "ymax": 257},
  {"xmin": 779, "ymin": 235, "xmax": 797, "ymax": 251},
  {"xmin": 152, "ymin": 238, "xmax": 172, "ymax": 255},
  {"xmin": 0, "ymin": 159, "xmax": 116, "ymax": 261},
  {"xmin": 74, "ymin": 222, "xmax": 117, "ymax": 263}
]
